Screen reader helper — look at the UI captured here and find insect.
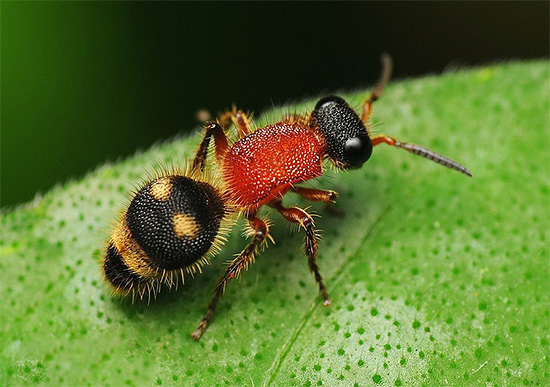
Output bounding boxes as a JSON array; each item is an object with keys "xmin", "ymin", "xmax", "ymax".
[{"xmin": 102, "ymin": 55, "xmax": 472, "ymax": 340}]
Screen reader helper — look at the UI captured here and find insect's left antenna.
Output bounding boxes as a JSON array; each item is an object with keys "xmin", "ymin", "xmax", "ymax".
[
  {"xmin": 394, "ymin": 141, "xmax": 473, "ymax": 177},
  {"xmin": 371, "ymin": 134, "xmax": 472, "ymax": 177}
]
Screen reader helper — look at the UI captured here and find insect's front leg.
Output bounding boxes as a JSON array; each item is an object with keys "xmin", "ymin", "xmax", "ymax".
[
  {"xmin": 269, "ymin": 199, "xmax": 331, "ymax": 307},
  {"xmin": 191, "ymin": 215, "xmax": 269, "ymax": 341},
  {"xmin": 290, "ymin": 186, "xmax": 344, "ymax": 216},
  {"xmin": 290, "ymin": 186, "xmax": 338, "ymax": 203}
]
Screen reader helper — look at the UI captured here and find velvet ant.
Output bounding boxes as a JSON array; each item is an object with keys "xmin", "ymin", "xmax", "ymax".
[{"xmin": 103, "ymin": 55, "xmax": 471, "ymax": 340}]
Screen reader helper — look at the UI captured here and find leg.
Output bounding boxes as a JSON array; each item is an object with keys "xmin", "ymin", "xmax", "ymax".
[
  {"xmin": 371, "ymin": 134, "xmax": 473, "ymax": 177},
  {"xmin": 191, "ymin": 121, "xmax": 228, "ymax": 172},
  {"xmin": 191, "ymin": 215, "xmax": 268, "ymax": 340},
  {"xmin": 362, "ymin": 53, "xmax": 393, "ymax": 124},
  {"xmin": 290, "ymin": 186, "xmax": 344, "ymax": 216},
  {"xmin": 290, "ymin": 186, "xmax": 338, "ymax": 203},
  {"xmin": 269, "ymin": 200, "xmax": 331, "ymax": 307},
  {"xmin": 219, "ymin": 106, "xmax": 253, "ymax": 138}
]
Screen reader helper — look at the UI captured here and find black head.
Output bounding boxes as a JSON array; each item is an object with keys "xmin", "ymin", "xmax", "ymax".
[{"xmin": 312, "ymin": 95, "xmax": 372, "ymax": 169}]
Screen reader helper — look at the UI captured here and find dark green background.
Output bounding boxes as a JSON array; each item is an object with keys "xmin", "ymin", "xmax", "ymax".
[{"xmin": 2, "ymin": 2, "xmax": 548, "ymax": 207}]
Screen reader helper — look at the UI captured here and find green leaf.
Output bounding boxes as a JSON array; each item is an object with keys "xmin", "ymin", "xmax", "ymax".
[{"xmin": 1, "ymin": 61, "xmax": 548, "ymax": 386}]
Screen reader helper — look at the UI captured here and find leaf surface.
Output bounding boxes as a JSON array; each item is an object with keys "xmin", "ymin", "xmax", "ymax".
[{"xmin": 1, "ymin": 61, "xmax": 548, "ymax": 386}]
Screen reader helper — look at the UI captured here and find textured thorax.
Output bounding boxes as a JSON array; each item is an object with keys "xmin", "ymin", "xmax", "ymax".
[{"xmin": 223, "ymin": 123, "xmax": 326, "ymax": 208}]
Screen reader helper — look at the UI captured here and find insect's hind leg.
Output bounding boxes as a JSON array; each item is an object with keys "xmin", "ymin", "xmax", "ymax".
[
  {"xmin": 219, "ymin": 106, "xmax": 254, "ymax": 138},
  {"xmin": 269, "ymin": 199, "xmax": 332, "ymax": 307},
  {"xmin": 191, "ymin": 215, "xmax": 269, "ymax": 341},
  {"xmin": 191, "ymin": 122, "xmax": 228, "ymax": 172}
]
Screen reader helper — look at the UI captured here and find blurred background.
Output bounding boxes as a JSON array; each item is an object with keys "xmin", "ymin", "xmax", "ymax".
[{"xmin": 2, "ymin": 2, "xmax": 548, "ymax": 207}]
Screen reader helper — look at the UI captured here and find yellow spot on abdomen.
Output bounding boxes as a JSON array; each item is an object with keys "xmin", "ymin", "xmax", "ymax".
[
  {"xmin": 150, "ymin": 177, "xmax": 172, "ymax": 201},
  {"xmin": 173, "ymin": 213, "xmax": 200, "ymax": 239},
  {"xmin": 112, "ymin": 221, "xmax": 157, "ymax": 280}
]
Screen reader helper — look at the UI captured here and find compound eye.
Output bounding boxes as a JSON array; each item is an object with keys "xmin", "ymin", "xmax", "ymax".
[
  {"xmin": 343, "ymin": 132, "xmax": 373, "ymax": 167},
  {"xmin": 315, "ymin": 95, "xmax": 346, "ymax": 111}
]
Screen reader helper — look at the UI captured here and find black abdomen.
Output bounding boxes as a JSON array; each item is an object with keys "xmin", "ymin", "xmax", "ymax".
[
  {"xmin": 127, "ymin": 176, "xmax": 225, "ymax": 270},
  {"xmin": 103, "ymin": 175, "xmax": 226, "ymax": 297}
]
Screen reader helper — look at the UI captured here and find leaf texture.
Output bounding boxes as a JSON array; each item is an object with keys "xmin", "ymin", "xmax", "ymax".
[{"xmin": 1, "ymin": 61, "xmax": 548, "ymax": 386}]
